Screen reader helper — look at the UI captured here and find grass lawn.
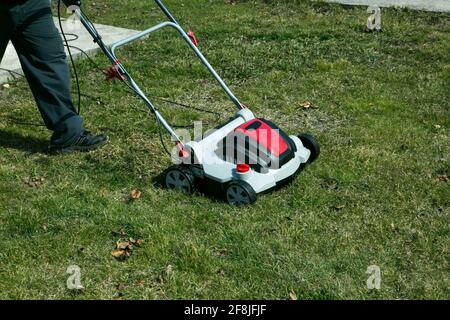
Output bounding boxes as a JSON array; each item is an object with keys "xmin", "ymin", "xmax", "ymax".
[{"xmin": 0, "ymin": 0, "xmax": 449, "ymax": 299}]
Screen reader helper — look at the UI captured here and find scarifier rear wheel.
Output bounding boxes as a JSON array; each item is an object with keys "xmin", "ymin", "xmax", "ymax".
[
  {"xmin": 165, "ymin": 166, "xmax": 195, "ymax": 195},
  {"xmin": 225, "ymin": 180, "xmax": 257, "ymax": 205},
  {"xmin": 298, "ymin": 133, "xmax": 320, "ymax": 163}
]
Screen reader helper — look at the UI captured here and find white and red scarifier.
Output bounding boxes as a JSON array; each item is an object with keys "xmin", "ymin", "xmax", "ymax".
[{"xmin": 61, "ymin": 0, "xmax": 320, "ymax": 205}]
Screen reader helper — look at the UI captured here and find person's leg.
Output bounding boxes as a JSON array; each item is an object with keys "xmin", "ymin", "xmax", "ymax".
[
  {"xmin": 10, "ymin": 0, "xmax": 83, "ymax": 147},
  {"xmin": 0, "ymin": 3, "xmax": 16, "ymax": 63}
]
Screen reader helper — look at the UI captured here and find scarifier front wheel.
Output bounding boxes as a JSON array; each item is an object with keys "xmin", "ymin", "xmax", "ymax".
[
  {"xmin": 165, "ymin": 166, "xmax": 195, "ymax": 194},
  {"xmin": 225, "ymin": 180, "xmax": 257, "ymax": 206}
]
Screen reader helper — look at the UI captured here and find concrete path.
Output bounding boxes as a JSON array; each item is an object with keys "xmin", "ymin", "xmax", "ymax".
[
  {"xmin": 325, "ymin": 0, "xmax": 450, "ymax": 12},
  {"xmin": 0, "ymin": 18, "xmax": 140, "ymax": 84}
]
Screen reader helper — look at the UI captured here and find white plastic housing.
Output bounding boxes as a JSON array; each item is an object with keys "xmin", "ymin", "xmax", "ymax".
[{"xmin": 184, "ymin": 109, "xmax": 311, "ymax": 194}]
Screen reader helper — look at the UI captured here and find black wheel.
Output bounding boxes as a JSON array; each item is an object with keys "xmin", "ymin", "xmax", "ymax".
[
  {"xmin": 225, "ymin": 180, "xmax": 257, "ymax": 205},
  {"xmin": 165, "ymin": 166, "xmax": 195, "ymax": 194},
  {"xmin": 298, "ymin": 133, "xmax": 320, "ymax": 163}
]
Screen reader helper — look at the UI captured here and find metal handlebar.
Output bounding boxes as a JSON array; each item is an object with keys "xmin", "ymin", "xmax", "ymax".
[
  {"xmin": 67, "ymin": 0, "xmax": 245, "ymax": 149},
  {"xmin": 154, "ymin": 0, "xmax": 180, "ymax": 25}
]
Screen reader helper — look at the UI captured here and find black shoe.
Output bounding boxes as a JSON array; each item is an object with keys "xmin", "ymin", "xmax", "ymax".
[{"xmin": 49, "ymin": 131, "xmax": 108, "ymax": 155}]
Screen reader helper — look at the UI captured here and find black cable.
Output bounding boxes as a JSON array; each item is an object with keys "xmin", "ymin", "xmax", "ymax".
[
  {"xmin": 57, "ymin": 0, "xmax": 81, "ymax": 115},
  {"xmin": 156, "ymin": 116, "xmax": 172, "ymax": 156},
  {"xmin": 62, "ymin": 32, "xmax": 79, "ymax": 42},
  {"xmin": 116, "ymin": 75, "xmax": 221, "ymax": 126},
  {"xmin": 151, "ymin": 97, "xmax": 221, "ymax": 129},
  {"xmin": 0, "ymin": 68, "xmax": 24, "ymax": 80},
  {"xmin": 67, "ymin": 45, "xmax": 105, "ymax": 74},
  {"xmin": 59, "ymin": 32, "xmax": 102, "ymax": 73}
]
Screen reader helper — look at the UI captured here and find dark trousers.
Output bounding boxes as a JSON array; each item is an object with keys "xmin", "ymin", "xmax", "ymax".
[{"xmin": 0, "ymin": 0, "xmax": 83, "ymax": 146}]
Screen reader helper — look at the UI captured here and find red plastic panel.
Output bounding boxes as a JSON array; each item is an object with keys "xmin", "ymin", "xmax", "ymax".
[{"xmin": 235, "ymin": 119, "xmax": 288, "ymax": 157}]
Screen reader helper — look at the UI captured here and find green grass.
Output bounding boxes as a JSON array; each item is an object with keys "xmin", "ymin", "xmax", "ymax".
[{"xmin": 0, "ymin": 0, "xmax": 449, "ymax": 299}]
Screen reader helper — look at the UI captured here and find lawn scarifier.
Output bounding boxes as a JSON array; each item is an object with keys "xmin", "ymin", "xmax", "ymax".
[{"xmin": 61, "ymin": 0, "xmax": 320, "ymax": 205}]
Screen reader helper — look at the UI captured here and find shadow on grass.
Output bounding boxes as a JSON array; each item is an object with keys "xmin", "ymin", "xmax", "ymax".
[
  {"xmin": 151, "ymin": 164, "xmax": 306, "ymax": 203},
  {"xmin": 0, "ymin": 129, "xmax": 48, "ymax": 153}
]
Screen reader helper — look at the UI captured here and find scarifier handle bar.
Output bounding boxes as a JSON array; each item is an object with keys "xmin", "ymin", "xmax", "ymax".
[
  {"xmin": 154, "ymin": 0, "xmax": 180, "ymax": 25},
  {"xmin": 67, "ymin": 1, "xmax": 245, "ymax": 150},
  {"xmin": 151, "ymin": 0, "xmax": 243, "ymax": 110}
]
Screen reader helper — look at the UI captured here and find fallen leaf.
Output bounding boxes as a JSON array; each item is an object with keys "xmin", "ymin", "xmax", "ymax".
[
  {"xmin": 111, "ymin": 249, "xmax": 130, "ymax": 260},
  {"xmin": 111, "ymin": 233, "xmax": 144, "ymax": 260},
  {"xmin": 22, "ymin": 176, "xmax": 46, "ymax": 188},
  {"xmin": 116, "ymin": 283, "xmax": 127, "ymax": 291},
  {"xmin": 136, "ymin": 280, "xmax": 146, "ymax": 286},
  {"xmin": 2, "ymin": 83, "xmax": 10, "ymax": 89},
  {"xmin": 321, "ymin": 177, "xmax": 339, "ymax": 190},
  {"xmin": 116, "ymin": 241, "xmax": 133, "ymax": 250},
  {"xmin": 436, "ymin": 175, "xmax": 449, "ymax": 183},
  {"xmin": 157, "ymin": 265, "xmax": 174, "ymax": 284},
  {"xmin": 215, "ymin": 248, "xmax": 229, "ymax": 256},
  {"xmin": 130, "ymin": 190, "xmax": 141, "ymax": 200},
  {"xmin": 334, "ymin": 204, "xmax": 346, "ymax": 210},
  {"xmin": 390, "ymin": 223, "xmax": 399, "ymax": 232},
  {"xmin": 165, "ymin": 265, "xmax": 174, "ymax": 278},
  {"xmin": 129, "ymin": 237, "xmax": 144, "ymax": 247},
  {"xmin": 42, "ymin": 224, "xmax": 48, "ymax": 232},
  {"xmin": 289, "ymin": 290, "xmax": 298, "ymax": 300},
  {"xmin": 299, "ymin": 101, "xmax": 313, "ymax": 109}
]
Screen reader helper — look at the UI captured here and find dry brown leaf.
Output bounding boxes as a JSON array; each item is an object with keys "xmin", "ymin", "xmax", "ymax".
[
  {"xmin": 321, "ymin": 178, "xmax": 339, "ymax": 190},
  {"xmin": 112, "ymin": 235, "xmax": 144, "ymax": 260},
  {"xmin": 289, "ymin": 290, "xmax": 298, "ymax": 300},
  {"xmin": 130, "ymin": 189, "xmax": 141, "ymax": 200},
  {"xmin": 111, "ymin": 237, "xmax": 143, "ymax": 260},
  {"xmin": 23, "ymin": 176, "xmax": 45, "ymax": 188},
  {"xmin": 436, "ymin": 175, "xmax": 449, "ymax": 183},
  {"xmin": 111, "ymin": 249, "xmax": 130, "ymax": 259},
  {"xmin": 136, "ymin": 279, "xmax": 146, "ymax": 286},
  {"xmin": 390, "ymin": 223, "xmax": 399, "ymax": 232},
  {"xmin": 116, "ymin": 241, "xmax": 133, "ymax": 250},
  {"xmin": 215, "ymin": 248, "xmax": 229, "ymax": 256},
  {"xmin": 116, "ymin": 283, "xmax": 127, "ymax": 291},
  {"xmin": 165, "ymin": 265, "xmax": 174, "ymax": 278},
  {"xmin": 111, "ymin": 249, "xmax": 124, "ymax": 257},
  {"xmin": 129, "ymin": 238, "xmax": 144, "ymax": 247},
  {"xmin": 299, "ymin": 101, "xmax": 313, "ymax": 109},
  {"xmin": 334, "ymin": 204, "xmax": 346, "ymax": 210}
]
